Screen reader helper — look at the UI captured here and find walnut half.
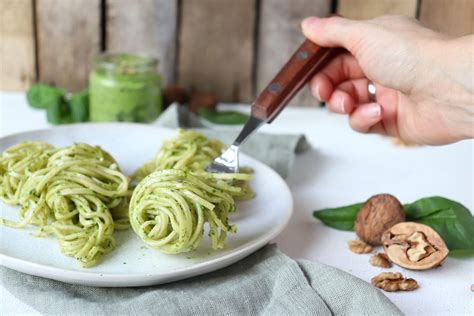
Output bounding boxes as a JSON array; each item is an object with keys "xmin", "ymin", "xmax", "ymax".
[
  {"xmin": 348, "ymin": 239, "xmax": 373, "ymax": 254},
  {"xmin": 371, "ymin": 272, "xmax": 418, "ymax": 292},
  {"xmin": 382, "ymin": 222, "xmax": 449, "ymax": 270}
]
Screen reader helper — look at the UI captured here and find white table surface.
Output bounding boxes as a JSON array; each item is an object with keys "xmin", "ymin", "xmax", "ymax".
[{"xmin": 0, "ymin": 91, "xmax": 473, "ymax": 315}]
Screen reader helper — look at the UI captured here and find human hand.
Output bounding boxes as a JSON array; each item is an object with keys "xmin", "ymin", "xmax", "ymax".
[{"xmin": 301, "ymin": 15, "xmax": 473, "ymax": 145}]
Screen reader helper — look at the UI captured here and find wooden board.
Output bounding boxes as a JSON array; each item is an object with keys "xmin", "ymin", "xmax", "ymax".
[
  {"xmin": 419, "ymin": 0, "xmax": 473, "ymax": 36},
  {"xmin": 106, "ymin": 0, "xmax": 177, "ymax": 85},
  {"xmin": 0, "ymin": 0, "xmax": 36, "ymax": 90},
  {"xmin": 177, "ymin": 0, "xmax": 256, "ymax": 102},
  {"xmin": 257, "ymin": 0, "xmax": 331, "ymax": 107},
  {"xmin": 337, "ymin": 0, "xmax": 418, "ymax": 19},
  {"xmin": 36, "ymin": 0, "xmax": 100, "ymax": 91}
]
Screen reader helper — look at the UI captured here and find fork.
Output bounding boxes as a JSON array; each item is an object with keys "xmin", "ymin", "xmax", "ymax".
[{"xmin": 206, "ymin": 39, "xmax": 342, "ymax": 173}]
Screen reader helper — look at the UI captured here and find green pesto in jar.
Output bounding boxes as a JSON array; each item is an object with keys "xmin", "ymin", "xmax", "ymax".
[{"xmin": 89, "ymin": 54, "xmax": 162, "ymax": 122}]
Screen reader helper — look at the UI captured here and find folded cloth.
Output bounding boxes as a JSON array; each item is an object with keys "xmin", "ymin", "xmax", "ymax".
[
  {"xmin": 0, "ymin": 244, "xmax": 401, "ymax": 315},
  {"xmin": 154, "ymin": 104, "xmax": 310, "ymax": 178}
]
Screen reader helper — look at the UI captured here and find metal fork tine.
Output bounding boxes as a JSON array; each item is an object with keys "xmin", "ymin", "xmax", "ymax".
[{"xmin": 206, "ymin": 116, "xmax": 264, "ymax": 173}]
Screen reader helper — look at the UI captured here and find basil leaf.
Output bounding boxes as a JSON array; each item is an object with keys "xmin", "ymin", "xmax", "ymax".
[
  {"xmin": 198, "ymin": 108, "xmax": 249, "ymax": 125},
  {"xmin": 417, "ymin": 209, "xmax": 474, "ymax": 251},
  {"xmin": 27, "ymin": 84, "xmax": 65, "ymax": 109},
  {"xmin": 404, "ymin": 196, "xmax": 464, "ymax": 219},
  {"xmin": 313, "ymin": 203, "xmax": 362, "ymax": 231}
]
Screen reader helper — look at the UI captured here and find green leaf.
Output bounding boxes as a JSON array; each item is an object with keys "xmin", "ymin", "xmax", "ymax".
[
  {"xmin": 27, "ymin": 84, "xmax": 65, "ymax": 109},
  {"xmin": 313, "ymin": 203, "xmax": 362, "ymax": 231},
  {"xmin": 416, "ymin": 208, "xmax": 474, "ymax": 251},
  {"xmin": 404, "ymin": 196, "xmax": 464, "ymax": 219},
  {"xmin": 70, "ymin": 89, "xmax": 89, "ymax": 122},
  {"xmin": 198, "ymin": 108, "xmax": 249, "ymax": 125},
  {"xmin": 404, "ymin": 197, "xmax": 474, "ymax": 252}
]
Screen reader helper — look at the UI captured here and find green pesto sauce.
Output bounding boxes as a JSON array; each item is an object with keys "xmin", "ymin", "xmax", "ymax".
[{"xmin": 89, "ymin": 54, "xmax": 162, "ymax": 123}]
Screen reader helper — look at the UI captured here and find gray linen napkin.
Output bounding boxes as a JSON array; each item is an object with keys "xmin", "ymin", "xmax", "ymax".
[
  {"xmin": 155, "ymin": 104, "xmax": 310, "ymax": 178},
  {"xmin": 0, "ymin": 105, "xmax": 402, "ymax": 315},
  {"xmin": 1, "ymin": 245, "xmax": 401, "ymax": 315}
]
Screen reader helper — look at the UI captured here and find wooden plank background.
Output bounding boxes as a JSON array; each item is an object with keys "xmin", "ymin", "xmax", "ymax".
[
  {"xmin": 0, "ymin": 0, "xmax": 472, "ymax": 104},
  {"xmin": 177, "ymin": 0, "xmax": 256, "ymax": 102},
  {"xmin": 257, "ymin": 0, "xmax": 331, "ymax": 107},
  {"xmin": 106, "ymin": 0, "xmax": 177, "ymax": 85},
  {"xmin": 338, "ymin": 0, "xmax": 418, "ymax": 19},
  {"xmin": 0, "ymin": 0, "xmax": 36, "ymax": 90},
  {"xmin": 419, "ymin": 0, "xmax": 473, "ymax": 36},
  {"xmin": 36, "ymin": 0, "xmax": 101, "ymax": 91}
]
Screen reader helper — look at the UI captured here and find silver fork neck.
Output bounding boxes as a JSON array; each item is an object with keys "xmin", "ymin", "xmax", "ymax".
[{"xmin": 233, "ymin": 116, "xmax": 265, "ymax": 146}]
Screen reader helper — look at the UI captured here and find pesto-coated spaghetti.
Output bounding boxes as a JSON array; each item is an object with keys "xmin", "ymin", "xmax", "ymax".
[
  {"xmin": 130, "ymin": 130, "xmax": 255, "ymax": 253},
  {"xmin": 0, "ymin": 142, "xmax": 129, "ymax": 267},
  {"xmin": 129, "ymin": 169, "xmax": 252, "ymax": 253},
  {"xmin": 133, "ymin": 129, "xmax": 225, "ymax": 182},
  {"xmin": 133, "ymin": 129, "xmax": 254, "ymax": 199},
  {"xmin": 0, "ymin": 141, "xmax": 54, "ymax": 205}
]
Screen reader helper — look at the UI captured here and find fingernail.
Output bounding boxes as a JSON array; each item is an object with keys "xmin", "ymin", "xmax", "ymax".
[
  {"xmin": 361, "ymin": 103, "xmax": 381, "ymax": 118},
  {"xmin": 340, "ymin": 96, "xmax": 346, "ymax": 113},
  {"xmin": 314, "ymin": 84, "xmax": 322, "ymax": 101},
  {"xmin": 301, "ymin": 17, "xmax": 319, "ymax": 30}
]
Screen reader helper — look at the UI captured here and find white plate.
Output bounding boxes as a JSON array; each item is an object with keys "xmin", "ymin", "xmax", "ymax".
[{"xmin": 0, "ymin": 124, "xmax": 292, "ymax": 287}]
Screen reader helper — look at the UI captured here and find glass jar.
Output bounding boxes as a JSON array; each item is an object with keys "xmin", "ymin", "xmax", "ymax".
[{"xmin": 89, "ymin": 54, "xmax": 162, "ymax": 122}]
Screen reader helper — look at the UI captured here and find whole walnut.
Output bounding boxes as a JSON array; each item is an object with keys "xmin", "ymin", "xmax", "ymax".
[
  {"xmin": 355, "ymin": 194, "xmax": 405, "ymax": 246},
  {"xmin": 162, "ymin": 85, "xmax": 190, "ymax": 107},
  {"xmin": 189, "ymin": 91, "xmax": 218, "ymax": 113}
]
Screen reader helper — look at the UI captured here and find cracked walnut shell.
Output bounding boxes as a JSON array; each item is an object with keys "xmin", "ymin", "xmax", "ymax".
[
  {"xmin": 382, "ymin": 222, "xmax": 449, "ymax": 270},
  {"xmin": 355, "ymin": 194, "xmax": 405, "ymax": 246},
  {"xmin": 371, "ymin": 272, "xmax": 418, "ymax": 292}
]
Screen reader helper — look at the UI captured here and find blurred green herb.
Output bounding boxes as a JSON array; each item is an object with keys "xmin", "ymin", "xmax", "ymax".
[
  {"xmin": 27, "ymin": 84, "xmax": 90, "ymax": 124},
  {"xmin": 70, "ymin": 89, "xmax": 89, "ymax": 122},
  {"xmin": 313, "ymin": 196, "xmax": 474, "ymax": 254},
  {"xmin": 27, "ymin": 84, "xmax": 65, "ymax": 110},
  {"xmin": 198, "ymin": 108, "xmax": 249, "ymax": 125},
  {"xmin": 46, "ymin": 97, "xmax": 71, "ymax": 125}
]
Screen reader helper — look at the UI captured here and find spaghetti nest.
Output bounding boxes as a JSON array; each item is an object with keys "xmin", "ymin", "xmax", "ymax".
[
  {"xmin": 0, "ymin": 141, "xmax": 54, "ymax": 205},
  {"xmin": 130, "ymin": 169, "xmax": 252, "ymax": 253},
  {"xmin": 0, "ymin": 142, "xmax": 129, "ymax": 267},
  {"xmin": 130, "ymin": 130, "xmax": 255, "ymax": 253}
]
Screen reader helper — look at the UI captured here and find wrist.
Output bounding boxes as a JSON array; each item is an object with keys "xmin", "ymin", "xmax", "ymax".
[{"xmin": 423, "ymin": 37, "xmax": 474, "ymax": 140}]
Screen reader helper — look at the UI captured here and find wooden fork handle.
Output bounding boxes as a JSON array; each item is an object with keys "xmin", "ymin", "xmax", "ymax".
[{"xmin": 251, "ymin": 39, "xmax": 343, "ymax": 123}]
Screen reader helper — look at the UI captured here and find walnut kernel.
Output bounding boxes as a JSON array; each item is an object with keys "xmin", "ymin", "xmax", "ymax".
[
  {"xmin": 371, "ymin": 272, "xmax": 418, "ymax": 292},
  {"xmin": 391, "ymin": 137, "xmax": 420, "ymax": 147},
  {"xmin": 370, "ymin": 253, "xmax": 392, "ymax": 268},
  {"xmin": 406, "ymin": 231, "xmax": 436, "ymax": 262},
  {"xmin": 348, "ymin": 239, "xmax": 373, "ymax": 254}
]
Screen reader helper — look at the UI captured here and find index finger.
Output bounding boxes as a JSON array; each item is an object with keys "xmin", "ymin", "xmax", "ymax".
[{"xmin": 309, "ymin": 53, "xmax": 366, "ymax": 101}]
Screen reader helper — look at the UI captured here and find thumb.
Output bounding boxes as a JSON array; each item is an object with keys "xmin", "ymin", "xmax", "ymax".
[{"xmin": 301, "ymin": 16, "xmax": 362, "ymax": 52}]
